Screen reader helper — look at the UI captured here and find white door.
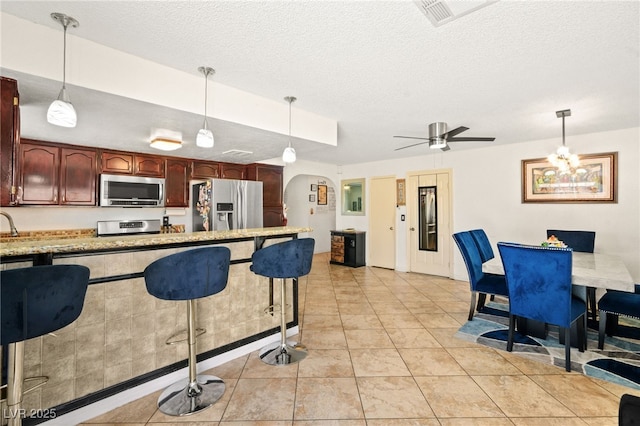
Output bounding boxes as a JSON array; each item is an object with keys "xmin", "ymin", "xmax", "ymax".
[
  {"xmin": 407, "ymin": 170, "xmax": 452, "ymax": 277},
  {"xmin": 369, "ymin": 176, "xmax": 396, "ymax": 269}
]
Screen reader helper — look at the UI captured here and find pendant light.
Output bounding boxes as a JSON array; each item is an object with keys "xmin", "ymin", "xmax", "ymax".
[
  {"xmin": 196, "ymin": 66, "xmax": 215, "ymax": 148},
  {"xmin": 282, "ymin": 96, "xmax": 297, "ymax": 163},
  {"xmin": 547, "ymin": 109, "xmax": 579, "ymax": 173},
  {"xmin": 47, "ymin": 13, "xmax": 79, "ymax": 128}
]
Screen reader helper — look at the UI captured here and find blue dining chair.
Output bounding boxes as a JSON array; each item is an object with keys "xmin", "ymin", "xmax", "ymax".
[
  {"xmin": 597, "ymin": 284, "xmax": 640, "ymax": 349},
  {"xmin": 470, "ymin": 229, "xmax": 495, "ymax": 263},
  {"xmin": 497, "ymin": 242, "xmax": 586, "ymax": 372},
  {"xmin": 546, "ymin": 229, "xmax": 597, "ymax": 321},
  {"xmin": 453, "ymin": 231, "xmax": 508, "ymax": 321}
]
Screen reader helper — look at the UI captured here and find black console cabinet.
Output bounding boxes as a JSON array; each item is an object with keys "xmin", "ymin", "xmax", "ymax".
[{"xmin": 330, "ymin": 230, "xmax": 365, "ymax": 267}]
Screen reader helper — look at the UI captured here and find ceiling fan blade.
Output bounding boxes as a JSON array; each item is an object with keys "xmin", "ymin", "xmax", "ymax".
[
  {"xmin": 394, "ymin": 141, "xmax": 429, "ymax": 151},
  {"xmin": 393, "ymin": 135, "xmax": 429, "ymax": 141},
  {"xmin": 447, "ymin": 136, "xmax": 495, "ymax": 142},
  {"xmin": 442, "ymin": 126, "xmax": 469, "ymax": 139}
]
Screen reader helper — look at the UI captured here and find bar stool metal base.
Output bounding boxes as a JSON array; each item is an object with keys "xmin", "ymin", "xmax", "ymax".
[
  {"xmin": 157, "ymin": 374, "xmax": 225, "ymax": 416},
  {"xmin": 259, "ymin": 341, "xmax": 307, "ymax": 365}
]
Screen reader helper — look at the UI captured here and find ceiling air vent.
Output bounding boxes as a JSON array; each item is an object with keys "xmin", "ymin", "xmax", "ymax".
[
  {"xmin": 222, "ymin": 149, "xmax": 253, "ymax": 157},
  {"xmin": 414, "ymin": 0, "xmax": 499, "ymax": 27}
]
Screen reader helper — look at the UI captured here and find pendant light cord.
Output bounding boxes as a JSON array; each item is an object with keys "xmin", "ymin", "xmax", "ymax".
[
  {"xmin": 203, "ymin": 71, "xmax": 208, "ymax": 128},
  {"xmin": 288, "ymin": 100, "xmax": 292, "ymax": 148},
  {"xmin": 62, "ymin": 21, "xmax": 67, "ymax": 89}
]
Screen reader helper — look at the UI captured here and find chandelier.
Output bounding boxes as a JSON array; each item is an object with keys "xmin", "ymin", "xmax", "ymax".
[{"xmin": 547, "ymin": 109, "xmax": 579, "ymax": 174}]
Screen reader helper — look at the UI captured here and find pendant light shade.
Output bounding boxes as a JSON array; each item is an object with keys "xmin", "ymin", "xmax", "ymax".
[
  {"xmin": 196, "ymin": 66, "xmax": 215, "ymax": 148},
  {"xmin": 48, "ymin": 13, "xmax": 79, "ymax": 128},
  {"xmin": 282, "ymin": 96, "xmax": 297, "ymax": 163}
]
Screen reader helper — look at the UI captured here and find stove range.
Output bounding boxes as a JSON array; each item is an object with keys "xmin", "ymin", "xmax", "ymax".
[{"xmin": 97, "ymin": 219, "xmax": 161, "ymax": 237}]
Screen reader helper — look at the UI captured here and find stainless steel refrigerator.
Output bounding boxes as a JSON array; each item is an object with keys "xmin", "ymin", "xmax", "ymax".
[{"xmin": 192, "ymin": 179, "xmax": 263, "ymax": 231}]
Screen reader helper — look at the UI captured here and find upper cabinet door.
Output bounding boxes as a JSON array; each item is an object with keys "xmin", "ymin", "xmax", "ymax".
[
  {"xmin": 247, "ymin": 164, "xmax": 284, "ymax": 207},
  {"xmin": 135, "ymin": 154, "xmax": 165, "ymax": 177},
  {"xmin": 1, "ymin": 77, "xmax": 19, "ymax": 206},
  {"xmin": 101, "ymin": 151, "xmax": 134, "ymax": 174},
  {"xmin": 191, "ymin": 160, "xmax": 220, "ymax": 179},
  {"xmin": 220, "ymin": 162, "xmax": 246, "ymax": 180},
  {"xmin": 165, "ymin": 158, "xmax": 189, "ymax": 207},
  {"xmin": 18, "ymin": 142, "xmax": 59, "ymax": 205},
  {"xmin": 60, "ymin": 148, "xmax": 97, "ymax": 205}
]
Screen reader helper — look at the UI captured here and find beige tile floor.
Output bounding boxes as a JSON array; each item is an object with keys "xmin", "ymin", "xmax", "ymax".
[{"xmin": 82, "ymin": 252, "xmax": 640, "ymax": 425}]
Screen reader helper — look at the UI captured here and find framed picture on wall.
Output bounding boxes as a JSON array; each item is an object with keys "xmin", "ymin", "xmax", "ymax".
[
  {"xmin": 521, "ymin": 151, "xmax": 617, "ymax": 203},
  {"xmin": 309, "ymin": 194, "xmax": 315, "ymax": 202},
  {"xmin": 311, "ymin": 184, "xmax": 317, "ymax": 191},
  {"xmin": 396, "ymin": 179, "xmax": 406, "ymax": 206},
  {"xmin": 317, "ymin": 184, "xmax": 327, "ymax": 205}
]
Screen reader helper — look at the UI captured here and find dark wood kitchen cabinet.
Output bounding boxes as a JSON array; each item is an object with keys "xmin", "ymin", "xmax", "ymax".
[
  {"xmin": 219, "ymin": 162, "xmax": 246, "ymax": 179},
  {"xmin": 100, "ymin": 151, "xmax": 165, "ymax": 177},
  {"xmin": 191, "ymin": 160, "xmax": 221, "ymax": 179},
  {"xmin": 18, "ymin": 142, "xmax": 58, "ymax": 205},
  {"xmin": 1, "ymin": 77, "xmax": 20, "ymax": 206},
  {"xmin": 59, "ymin": 147, "xmax": 97, "ymax": 205},
  {"xmin": 165, "ymin": 158, "xmax": 190, "ymax": 207},
  {"xmin": 135, "ymin": 154, "xmax": 165, "ymax": 177},
  {"xmin": 18, "ymin": 140, "xmax": 97, "ymax": 206},
  {"xmin": 247, "ymin": 163, "xmax": 284, "ymax": 227}
]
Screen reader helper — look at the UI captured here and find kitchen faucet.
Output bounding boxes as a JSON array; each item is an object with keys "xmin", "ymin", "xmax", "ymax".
[{"xmin": 0, "ymin": 211, "xmax": 19, "ymax": 237}]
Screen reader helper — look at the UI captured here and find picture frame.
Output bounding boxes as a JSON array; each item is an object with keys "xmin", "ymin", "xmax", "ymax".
[
  {"xmin": 309, "ymin": 194, "xmax": 315, "ymax": 202},
  {"xmin": 311, "ymin": 184, "xmax": 317, "ymax": 192},
  {"xmin": 396, "ymin": 178, "xmax": 406, "ymax": 206},
  {"xmin": 317, "ymin": 184, "xmax": 328, "ymax": 205},
  {"xmin": 521, "ymin": 152, "xmax": 617, "ymax": 203}
]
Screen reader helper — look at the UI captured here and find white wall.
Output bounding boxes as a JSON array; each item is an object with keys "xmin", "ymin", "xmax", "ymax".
[{"xmin": 283, "ymin": 174, "xmax": 337, "ymax": 253}]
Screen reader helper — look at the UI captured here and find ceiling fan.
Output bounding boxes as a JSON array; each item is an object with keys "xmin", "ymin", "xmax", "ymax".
[{"xmin": 394, "ymin": 122, "xmax": 495, "ymax": 151}]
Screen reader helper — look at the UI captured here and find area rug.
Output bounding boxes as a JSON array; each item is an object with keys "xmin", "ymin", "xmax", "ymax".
[{"xmin": 455, "ymin": 300, "xmax": 640, "ymax": 390}]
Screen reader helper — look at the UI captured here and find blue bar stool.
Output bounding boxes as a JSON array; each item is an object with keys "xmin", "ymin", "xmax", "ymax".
[
  {"xmin": 144, "ymin": 246, "xmax": 230, "ymax": 416},
  {"xmin": 251, "ymin": 238, "xmax": 314, "ymax": 365},
  {"xmin": 1, "ymin": 265, "xmax": 90, "ymax": 426}
]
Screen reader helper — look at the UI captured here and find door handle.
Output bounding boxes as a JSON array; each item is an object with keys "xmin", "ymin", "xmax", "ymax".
[
  {"xmin": 410, "ymin": 227, "xmax": 415, "ymax": 231},
  {"xmin": 389, "ymin": 226, "xmax": 394, "ymax": 230}
]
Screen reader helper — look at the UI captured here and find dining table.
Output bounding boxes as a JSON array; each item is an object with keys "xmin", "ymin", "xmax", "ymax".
[
  {"xmin": 483, "ymin": 251, "xmax": 635, "ymax": 292},
  {"xmin": 482, "ymin": 251, "xmax": 635, "ymax": 342}
]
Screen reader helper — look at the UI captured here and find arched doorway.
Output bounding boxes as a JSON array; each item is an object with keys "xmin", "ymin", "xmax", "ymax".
[{"xmin": 284, "ymin": 174, "xmax": 336, "ymax": 253}]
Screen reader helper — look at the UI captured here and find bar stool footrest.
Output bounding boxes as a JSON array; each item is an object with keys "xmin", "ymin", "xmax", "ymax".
[{"xmin": 165, "ymin": 328, "xmax": 206, "ymax": 345}]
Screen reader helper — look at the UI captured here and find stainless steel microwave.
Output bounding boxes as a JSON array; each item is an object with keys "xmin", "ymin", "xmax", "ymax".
[{"xmin": 99, "ymin": 174, "xmax": 165, "ymax": 207}]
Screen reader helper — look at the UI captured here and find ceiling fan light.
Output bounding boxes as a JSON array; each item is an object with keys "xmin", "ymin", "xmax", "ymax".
[
  {"xmin": 430, "ymin": 138, "xmax": 446, "ymax": 149},
  {"xmin": 282, "ymin": 146, "xmax": 296, "ymax": 163},
  {"xmin": 47, "ymin": 98, "xmax": 77, "ymax": 127},
  {"xmin": 196, "ymin": 127, "xmax": 214, "ymax": 148},
  {"xmin": 150, "ymin": 137, "xmax": 182, "ymax": 151}
]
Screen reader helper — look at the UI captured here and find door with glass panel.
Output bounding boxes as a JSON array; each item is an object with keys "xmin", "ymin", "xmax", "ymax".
[{"xmin": 407, "ymin": 170, "xmax": 452, "ymax": 277}]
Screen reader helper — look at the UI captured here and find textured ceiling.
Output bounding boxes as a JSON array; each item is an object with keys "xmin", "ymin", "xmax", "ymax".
[{"xmin": 1, "ymin": 1, "xmax": 639, "ymax": 165}]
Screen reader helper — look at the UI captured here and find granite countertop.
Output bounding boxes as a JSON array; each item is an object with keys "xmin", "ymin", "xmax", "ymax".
[{"xmin": 0, "ymin": 226, "xmax": 312, "ymax": 258}]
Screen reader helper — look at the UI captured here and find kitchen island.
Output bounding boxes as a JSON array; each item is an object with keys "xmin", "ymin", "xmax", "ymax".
[{"xmin": 0, "ymin": 226, "xmax": 312, "ymax": 422}]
